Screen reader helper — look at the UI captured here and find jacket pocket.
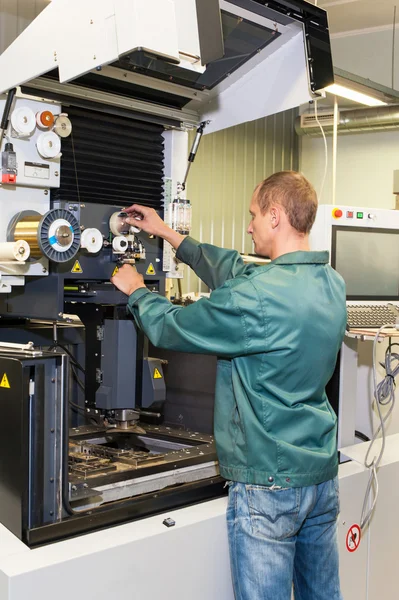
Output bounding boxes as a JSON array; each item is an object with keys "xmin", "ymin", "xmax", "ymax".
[{"xmin": 246, "ymin": 484, "xmax": 301, "ymax": 541}]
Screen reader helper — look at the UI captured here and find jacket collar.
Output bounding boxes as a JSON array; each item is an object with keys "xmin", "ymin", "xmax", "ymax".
[{"xmin": 272, "ymin": 251, "xmax": 329, "ymax": 265}]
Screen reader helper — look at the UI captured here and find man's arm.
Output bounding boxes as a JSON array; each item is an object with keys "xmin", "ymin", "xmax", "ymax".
[
  {"xmin": 125, "ymin": 204, "xmax": 258, "ymax": 289},
  {"xmin": 127, "ymin": 285, "xmax": 252, "ymax": 357},
  {"xmin": 176, "ymin": 236, "xmax": 258, "ymax": 289},
  {"xmin": 111, "ymin": 264, "xmax": 265, "ymax": 356}
]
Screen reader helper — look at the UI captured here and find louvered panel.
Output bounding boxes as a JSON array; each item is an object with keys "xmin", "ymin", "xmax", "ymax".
[{"xmin": 54, "ymin": 106, "xmax": 165, "ymax": 209}]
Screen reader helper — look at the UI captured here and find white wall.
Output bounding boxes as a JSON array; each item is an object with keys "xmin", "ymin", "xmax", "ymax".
[
  {"xmin": 0, "ymin": 0, "xmax": 49, "ymax": 54},
  {"xmin": 301, "ymin": 24, "xmax": 399, "ymax": 209},
  {"xmin": 331, "ymin": 28, "xmax": 399, "ymax": 90},
  {"xmin": 300, "ymin": 129, "xmax": 399, "ymax": 209}
]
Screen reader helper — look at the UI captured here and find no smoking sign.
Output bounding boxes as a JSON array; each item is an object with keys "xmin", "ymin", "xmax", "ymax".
[{"xmin": 346, "ymin": 524, "xmax": 361, "ymax": 552}]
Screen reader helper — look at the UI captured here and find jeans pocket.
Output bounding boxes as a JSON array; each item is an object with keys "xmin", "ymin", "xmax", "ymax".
[{"xmin": 246, "ymin": 484, "xmax": 301, "ymax": 541}]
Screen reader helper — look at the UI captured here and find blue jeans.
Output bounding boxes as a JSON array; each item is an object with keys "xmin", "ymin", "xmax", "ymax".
[{"xmin": 226, "ymin": 477, "xmax": 343, "ymax": 600}]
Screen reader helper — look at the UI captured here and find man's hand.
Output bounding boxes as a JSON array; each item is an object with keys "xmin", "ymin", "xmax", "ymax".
[
  {"xmin": 124, "ymin": 205, "xmax": 169, "ymax": 238},
  {"xmin": 111, "ymin": 264, "xmax": 146, "ymax": 297},
  {"xmin": 124, "ymin": 204, "xmax": 185, "ymax": 250}
]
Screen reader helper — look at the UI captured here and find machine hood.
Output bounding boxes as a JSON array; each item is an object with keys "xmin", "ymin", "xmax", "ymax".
[{"xmin": 0, "ymin": 0, "xmax": 333, "ymax": 132}]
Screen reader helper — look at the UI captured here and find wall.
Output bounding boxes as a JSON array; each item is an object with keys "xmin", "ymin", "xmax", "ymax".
[
  {"xmin": 185, "ymin": 109, "xmax": 299, "ymax": 293},
  {"xmin": 0, "ymin": 0, "xmax": 48, "ymax": 54},
  {"xmin": 300, "ymin": 129, "xmax": 399, "ymax": 209},
  {"xmin": 331, "ymin": 28, "xmax": 399, "ymax": 90},
  {"xmin": 300, "ymin": 22, "xmax": 399, "ymax": 208}
]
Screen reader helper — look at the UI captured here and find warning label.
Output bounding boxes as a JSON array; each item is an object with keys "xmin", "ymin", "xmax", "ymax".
[
  {"xmin": 71, "ymin": 260, "xmax": 83, "ymax": 274},
  {"xmin": 146, "ymin": 263, "xmax": 156, "ymax": 275},
  {"xmin": 346, "ymin": 524, "xmax": 361, "ymax": 552},
  {"xmin": 0, "ymin": 373, "xmax": 10, "ymax": 389},
  {"xmin": 112, "ymin": 266, "xmax": 119, "ymax": 277},
  {"xmin": 153, "ymin": 368, "xmax": 163, "ymax": 379}
]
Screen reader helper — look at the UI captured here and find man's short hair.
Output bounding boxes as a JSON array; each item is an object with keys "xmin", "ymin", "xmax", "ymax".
[{"xmin": 254, "ymin": 171, "xmax": 318, "ymax": 234}]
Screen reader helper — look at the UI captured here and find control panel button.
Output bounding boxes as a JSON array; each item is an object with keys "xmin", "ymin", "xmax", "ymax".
[
  {"xmin": 346, "ymin": 211, "xmax": 354, "ymax": 219},
  {"xmin": 332, "ymin": 208, "xmax": 343, "ymax": 219},
  {"xmin": 356, "ymin": 212, "xmax": 364, "ymax": 219}
]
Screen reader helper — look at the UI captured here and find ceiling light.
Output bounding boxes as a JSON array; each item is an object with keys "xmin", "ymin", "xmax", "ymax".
[
  {"xmin": 324, "ymin": 83, "xmax": 387, "ymax": 106},
  {"xmin": 323, "ymin": 68, "xmax": 399, "ymax": 107}
]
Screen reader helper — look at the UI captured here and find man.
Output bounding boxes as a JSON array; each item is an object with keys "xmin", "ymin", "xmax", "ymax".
[{"xmin": 111, "ymin": 171, "xmax": 346, "ymax": 600}]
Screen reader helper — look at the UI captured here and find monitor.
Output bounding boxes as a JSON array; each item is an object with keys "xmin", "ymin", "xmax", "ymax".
[{"xmin": 331, "ymin": 226, "xmax": 399, "ymax": 300}]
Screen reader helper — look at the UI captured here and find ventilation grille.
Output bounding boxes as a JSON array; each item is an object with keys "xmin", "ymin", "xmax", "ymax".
[
  {"xmin": 54, "ymin": 106, "xmax": 165, "ymax": 209},
  {"xmin": 300, "ymin": 111, "xmax": 336, "ymax": 128}
]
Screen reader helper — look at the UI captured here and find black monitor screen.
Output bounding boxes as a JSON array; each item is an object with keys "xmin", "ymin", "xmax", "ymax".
[{"xmin": 331, "ymin": 226, "xmax": 399, "ymax": 300}]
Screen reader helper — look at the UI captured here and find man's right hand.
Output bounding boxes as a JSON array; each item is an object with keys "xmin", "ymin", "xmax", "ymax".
[
  {"xmin": 125, "ymin": 204, "xmax": 168, "ymax": 238},
  {"xmin": 124, "ymin": 204, "xmax": 186, "ymax": 251}
]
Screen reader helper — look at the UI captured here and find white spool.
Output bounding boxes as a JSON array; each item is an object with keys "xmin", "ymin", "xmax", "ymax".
[
  {"xmin": 10, "ymin": 107, "xmax": 36, "ymax": 136},
  {"xmin": 36, "ymin": 131, "xmax": 62, "ymax": 159},
  {"xmin": 112, "ymin": 236, "xmax": 129, "ymax": 253},
  {"xmin": 81, "ymin": 228, "xmax": 103, "ymax": 254},
  {"xmin": 110, "ymin": 211, "xmax": 141, "ymax": 236},
  {"xmin": 53, "ymin": 114, "xmax": 72, "ymax": 138},
  {"xmin": 0, "ymin": 241, "xmax": 30, "ymax": 262}
]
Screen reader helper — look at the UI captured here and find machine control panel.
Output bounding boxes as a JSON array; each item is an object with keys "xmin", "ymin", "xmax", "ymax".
[{"xmin": 328, "ymin": 206, "xmax": 389, "ymax": 226}]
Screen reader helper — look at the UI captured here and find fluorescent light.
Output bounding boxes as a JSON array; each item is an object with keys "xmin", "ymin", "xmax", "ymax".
[{"xmin": 324, "ymin": 83, "xmax": 388, "ymax": 106}]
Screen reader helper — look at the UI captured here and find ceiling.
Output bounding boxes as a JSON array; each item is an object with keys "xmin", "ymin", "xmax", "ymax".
[{"xmin": 316, "ymin": 0, "xmax": 399, "ymax": 36}]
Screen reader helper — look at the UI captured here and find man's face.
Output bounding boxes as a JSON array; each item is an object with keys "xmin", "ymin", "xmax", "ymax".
[{"xmin": 247, "ymin": 195, "xmax": 273, "ymax": 257}]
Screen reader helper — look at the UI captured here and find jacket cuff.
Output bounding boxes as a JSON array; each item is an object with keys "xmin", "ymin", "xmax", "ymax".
[
  {"xmin": 127, "ymin": 287, "xmax": 151, "ymax": 309},
  {"xmin": 175, "ymin": 236, "xmax": 200, "ymax": 265}
]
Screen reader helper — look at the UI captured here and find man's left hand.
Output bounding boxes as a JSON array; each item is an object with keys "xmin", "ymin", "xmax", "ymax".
[{"xmin": 111, "ymin": 264, "xmax": 147, "ymax": 297}]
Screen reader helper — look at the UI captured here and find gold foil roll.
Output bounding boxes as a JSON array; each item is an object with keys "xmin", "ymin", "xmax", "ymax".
[{"xmin": 13, "ymin": 216, "xmax": 42, "ymax": 258}]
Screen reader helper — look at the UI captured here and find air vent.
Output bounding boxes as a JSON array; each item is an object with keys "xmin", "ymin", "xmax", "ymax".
[{"xmin": 300, "ymin": 111, "xmax": 336, "ymax": 128}]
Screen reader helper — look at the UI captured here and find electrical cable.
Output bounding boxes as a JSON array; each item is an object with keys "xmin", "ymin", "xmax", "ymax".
[
  {"xmin": 392, "ymin": 6, "xmax": 397, "ymax": 90},
  {"xmin": 313, "ymin": 100, "xmax": 328, "ymax": 203},
  {"xmin": 360, "ymin": 323, "xmax": 399, "ymax": 531},
  {"xmin": 48, "ymin": 343, "xmax": 90, "ymax": 421},
  {"xmin": 49, "ymin": 342, "xmax": 85, "ymax": 374},
  {"xmin": 0, "ymin": 88, "xmax": 17, "ymax": 153}
]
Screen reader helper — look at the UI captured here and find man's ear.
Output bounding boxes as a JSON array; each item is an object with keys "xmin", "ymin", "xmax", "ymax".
[{"xmin": 270, "ymin": 206, "xmax": 280, "ymax": 229}]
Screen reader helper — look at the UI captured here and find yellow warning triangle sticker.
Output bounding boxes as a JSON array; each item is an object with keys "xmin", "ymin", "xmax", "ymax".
[
  {"xmin": 146, "ymin": 263, "xmax": 156, "ymax": 276},
  {"xmin": 71, "ymin": 260, "xmax": 83, "ymax": 274},
  {"xmin": 153, "ymin": 368, "xmax": 163, "ymax": 379},
  {"xmin": 0, "ymin": 373, "xmax": 10, "ymax": 389},
  {"xmin": 112, "ymin": 266, "xmax": 119, "ymax": 277}
]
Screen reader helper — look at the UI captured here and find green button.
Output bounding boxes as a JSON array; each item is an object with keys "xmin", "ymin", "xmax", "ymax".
[{"xmin": 356, "ymin": 212, "xmax": 363, "ymax": 219}]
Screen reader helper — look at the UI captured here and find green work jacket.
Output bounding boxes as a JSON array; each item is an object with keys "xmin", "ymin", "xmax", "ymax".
[{"xmin": 128, "ymin": 237, "xmax": 347, "ymax": 488}]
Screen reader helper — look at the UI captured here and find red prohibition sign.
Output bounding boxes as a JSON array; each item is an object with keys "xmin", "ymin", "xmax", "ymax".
[{"xmin": 346, "ymin": 524, "xmax": 361, "ymax": 552}]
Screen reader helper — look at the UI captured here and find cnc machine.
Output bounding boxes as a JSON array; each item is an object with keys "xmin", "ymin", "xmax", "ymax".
[{"xmin": 0, "ymin": 2, "xmax": 334, "ymax": 598}]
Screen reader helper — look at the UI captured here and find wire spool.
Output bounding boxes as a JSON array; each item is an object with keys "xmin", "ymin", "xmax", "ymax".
[
  {"xmin": 36, "ymin": 110, "xmax": 55, "ymax": 129},
  {"xmin": 110, "ymin": 211, "xmax": 141, "ymax": 236},
  {"xmin": 13, "ymin": 215, "xmax": 42, "ymax": 258},
  {"xmin": 53, "ymin": 114, "xmax": 72, "ymax": 138},
  {"xmin": 11, "ymin": 209, "xmax": 81, "ymax": 263},
  {"xmin": 112, "ymin": 236, "xmax": 129, "ymax": 253},
  {"xmin": 81, "ymin": 228, "xmax": 103, "ymax": 254},
  {"xmin": 10, "ymin": 106, "xmax": 36, "ymax": 136},
  {"xmin": 0, "ymin": 241, "xmax": 30, "ymax": 262},
  {"xmin": 36, "ymin": 131, "xmax": 61, "ymax": 159},
  {"xmin": 110, "ymin": 212, "xmax": 130, "ymax": 236}
]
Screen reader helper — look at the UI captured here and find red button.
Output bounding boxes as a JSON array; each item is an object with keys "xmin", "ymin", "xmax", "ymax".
[
  {"xmin": 1, "ymin": 173, "xmax": 16, "ymax": 184},
  {"xmin": 332, "ymin": 208, "xmax": 343, "ymax": 219},
  {"xmin": 346, "ymin": 211, "xmax": 354, "ymax": 218}
]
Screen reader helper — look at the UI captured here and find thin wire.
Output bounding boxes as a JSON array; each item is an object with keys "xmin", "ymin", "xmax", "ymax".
[
  {"xmin": 71, "ymin": 130, "xmax": 81, "ymax": 204},
  {"xmin": 393, "ymin": 6, "xmax": 397, "ymax": 90},
  {"xmin": 313, "ymin": 100, "xmax": 328, "ymax": 203},
  {"xmin": 360, "ymin": 324, "xmax": 399, "ymax": 531}
]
